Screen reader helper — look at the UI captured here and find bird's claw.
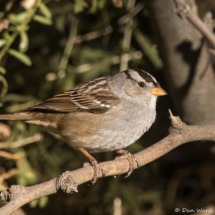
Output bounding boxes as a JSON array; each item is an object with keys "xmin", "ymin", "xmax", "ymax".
[
  {"xmin": 84, "ymin": 159, "xmax": 105, "ymax": 185},
  {"xmin": 115, "ymin": 149, "xmax": 139, "ymax": 178}
]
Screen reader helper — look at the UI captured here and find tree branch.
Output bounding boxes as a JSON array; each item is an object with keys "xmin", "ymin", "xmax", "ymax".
[
  {"xmin": 0, "ymin": 111, "xmax": 215, "ymax": 215},
  {"xmin": 174, "ymin": 0, "xmax": 215, "ymax": 48}
]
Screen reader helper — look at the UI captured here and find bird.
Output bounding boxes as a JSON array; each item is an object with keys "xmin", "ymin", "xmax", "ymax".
[{"xmin": 0, "ymin": 69, "xmax": 167, "ymax": 183}]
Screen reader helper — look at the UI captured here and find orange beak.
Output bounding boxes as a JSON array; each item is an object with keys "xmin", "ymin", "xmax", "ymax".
[{"xmin": 149, "ymin": 86, "xmax": 167, "ymax": 96}]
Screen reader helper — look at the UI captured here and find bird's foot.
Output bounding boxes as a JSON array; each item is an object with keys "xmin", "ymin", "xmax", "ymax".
[
  {"xmin": 79, "ymin": 147, "xmax": 105, "ymax": 184},
  {"xmin": 115, "ymin": 149, "xmax": 139, "ymax": 178},
  {"xmin": 84, "ymin": 157, "xmax": 105, "ymax": 185}
]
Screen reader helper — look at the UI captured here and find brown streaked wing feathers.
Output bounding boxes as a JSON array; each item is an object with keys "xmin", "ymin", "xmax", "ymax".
[
  {"xmin": 29, "ymin": 93, "xmax": 77, "ymax": 112},
  {"xmin": 29, "ymin": 77, "xmax": 121, "ymax": 113}
]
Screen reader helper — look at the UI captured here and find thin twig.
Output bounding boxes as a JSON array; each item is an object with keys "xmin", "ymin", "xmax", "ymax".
[
  {"xmin": 0, "ymin": 31, "xmax": 19, "ymax": 61},
  {"xmin": 117, "ymin": 1, "xmax": 144, "ymax": 25},
  {"xmin": 0, "ymin": 111, "xmax": 215, "ymax": 215},
  {"xmin": 134, "ymin": 29, "xmax": 163, "ymax": 69},
  {"xmin": 76, "ymin": 26, "xmax": 112, "ymax": 44},
  {"xmin": 60, "ymin": 25, "xmax": 113, "ymax": 46},
  {"xmin": 0, "ymin": 133, "xmax": 43, "ymax": 149},
  {"xmin": 174, "ymin": 0, "xmax": 215, "ymax": 48},
  {"xmin": 60, "ymin": 2, "xmax": 143, "ymax": 46},
  {"xmin": 0, "ymin": 151, "xmax": 19, "ymax": 160},
  {"xmin": 203, "ymin": 12, "xmax": 213, "ymax": 33},
  {"xmin": 120, "ymin": 0, "xmax": 136, "ymax": 71},
  {"xmin": 0, "ymin": 169, "xmax": 18, "ymax": 182},
  {"xmin": 58, "ymin": 17, "xmax": 78, "ymax": 74}
]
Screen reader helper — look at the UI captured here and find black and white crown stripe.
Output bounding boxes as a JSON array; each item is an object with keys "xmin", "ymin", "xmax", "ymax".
[{"xmin": 125, "ymin": 69, "xmax": 159, "ymax": 87}]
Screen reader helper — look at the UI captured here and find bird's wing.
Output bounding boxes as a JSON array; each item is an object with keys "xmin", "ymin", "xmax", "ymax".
[{"xmin": 29, "ymin": 77, "xmax": 121, "ymax": 113}]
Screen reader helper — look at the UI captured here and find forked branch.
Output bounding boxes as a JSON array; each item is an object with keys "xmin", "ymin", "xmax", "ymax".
[{"xmin": 174, "ymin": 0, "xmax": 215, "ymax": 48}]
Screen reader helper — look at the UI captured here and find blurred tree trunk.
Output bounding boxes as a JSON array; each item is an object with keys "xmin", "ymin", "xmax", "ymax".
[{"xmin": 146, "ymin": 0, "xmax": 215, "ymax": 125}]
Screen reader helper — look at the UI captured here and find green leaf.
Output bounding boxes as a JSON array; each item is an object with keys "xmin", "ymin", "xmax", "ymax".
[
  {"xmin": 8, "ymin": 12, "xmax": 31, "ymax": 24},
  {"xmin": 89, "ymin": 0, "xmax": 106, "ymax": 13},
  {"xmin": 89, "ymin": 0, "xmax": 97, "ymax": 13},
  {"xmin": 0, "ymin": 12, "xmax": 5, "ymax": 19},
  {"xmin": 0, "ymin": 74, "xmax": 8, "ymax": 97},
  {"xmin": 2, "ymin": 31, "xmax": 10, "ymax": 40},
  {"xmin": 0, "ymin": 67, "xmax": 6, "ymax": 74},
  {"xmin": 29, "ymin": 199, "xmax": 39, "ymax": 208},
  {"xmin": 39, "ymin": 2, "xmax": 52, "ymax": 18},
  {"xmin": 19, "ymin": 32, "xmax": 29, "ymax": 52},
  {"xmin": 98, "ymin": 0, "xmax": 106, "ymax": 9},
  {"xmin": 33, "ymin": 15, "xmax": 52, "ymax": 25},
  {"xmin": 0, "ymin": 39, "xmax": 6, "ymax": 48},
  {"xmin": 16, "ymin": 24, "xmax": 29, "ymax": 32},
  {"xmin": 134, "ymin": 30, "xmax": 163, "ymax": 70},
  {"xmin": 8, "ymin": 49, "xmax": 32, "ymax": 66},
  {"xmin": 17, "ymin": 150, "xmax": 37, "ymax": 186},
  {"xmin": 39, "ymin": 196, "xmax": 49, "ymax": 208},
  {"xmin": 74, "ymin": 0, "xmax": 88, "ymax": 13}
]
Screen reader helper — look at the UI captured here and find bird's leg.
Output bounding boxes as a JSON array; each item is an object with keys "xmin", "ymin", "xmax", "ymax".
[
  {"xmin": 115, "ymin": 149, "xmax": 139, "ymax": 178},
  {"xmin": 78, "ymin": 147, "xmax": 104, "ymax": 184}
]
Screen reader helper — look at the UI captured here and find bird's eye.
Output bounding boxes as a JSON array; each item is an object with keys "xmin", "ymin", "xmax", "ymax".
[{"xmin": 138, "ymin": 82, "xmax": 145, "ymax": 88}]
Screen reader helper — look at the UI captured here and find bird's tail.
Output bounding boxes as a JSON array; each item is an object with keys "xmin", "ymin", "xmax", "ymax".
[{"xmin": 0, "ymin": 112, "xmax": 34, "ymax": 121}]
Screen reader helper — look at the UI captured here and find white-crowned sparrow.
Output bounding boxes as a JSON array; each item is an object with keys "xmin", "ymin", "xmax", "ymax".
[{"xmin": 0, "ymin": 69, "xmax": 167, "ymax": 183}]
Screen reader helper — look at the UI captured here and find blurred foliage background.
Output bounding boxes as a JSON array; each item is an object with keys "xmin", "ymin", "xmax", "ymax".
[{"xmin": 0, "ymin": 0, "xmax": 215, "ymax": 214}]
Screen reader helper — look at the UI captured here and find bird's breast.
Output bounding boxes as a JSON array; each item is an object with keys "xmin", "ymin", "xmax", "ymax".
[
  {"xmin": 61, "ymin": 102, "xmax": 156, "ymax": 153},
  {"xmin": 91, "ymin": 107, "xmax": 156, "ymax": 152}
]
